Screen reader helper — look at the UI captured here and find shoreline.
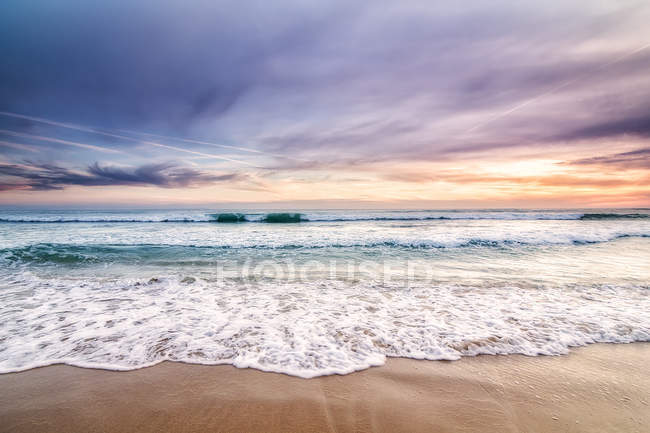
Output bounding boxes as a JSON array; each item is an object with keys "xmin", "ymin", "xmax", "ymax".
[
  {"xmin": 1, "ymin": 343, "xmax": 648, "ymax": 432},
  {"xmin": 0, "ymin": 340, "xmax": 647, "ymax": 378}
]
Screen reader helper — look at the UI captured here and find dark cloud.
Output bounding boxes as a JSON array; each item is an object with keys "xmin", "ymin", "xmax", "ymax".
[
  {"xmin": 0, "ymin": 161, "xmax": 239, "ymax": 191},
  {"xmin": 556, "ymin": 115, "xmax": 650, "ymax": 142},
  {"xmin": 0, "ymin": 0, "xmax": 332, "ymax": 131},
  {"xmin": 568, "ymin": 147, "xmax": 650, "ymax": 169},
  {"xmin": 1, "ymin": 0, "xmax": 649, "ymax": 183}
]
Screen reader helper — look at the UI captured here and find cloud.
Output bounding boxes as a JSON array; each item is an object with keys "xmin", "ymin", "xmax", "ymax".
[
  {"xmin": 0, "ymin": 0, "xmax": 649, "ymax": 206},
  {"xmin": 2, "ymin": 1, "xmax": 649, "ymax": 142},
  {"xmin": 0, "ymin": 161, "xmax": 240, "ymax": 191},
  {"xmin": 0, "ymin": 0, "xmax": 341, "ymax": 132},
  {"xmin": 568, "ymin": 147, "xmax": 650, "ymax": 169},
  {"xmin": 382, "ymin": 170, "xmax": 647, "ymax": 188},
  {"xmin": 556, "ymin": 115, "xmax": 650, "ymax": 141}
]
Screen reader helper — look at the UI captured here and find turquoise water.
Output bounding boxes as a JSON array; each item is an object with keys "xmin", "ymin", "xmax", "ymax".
[{"xmin": 0, "ymin": 209, "xmax": 649, "ymax": 377}]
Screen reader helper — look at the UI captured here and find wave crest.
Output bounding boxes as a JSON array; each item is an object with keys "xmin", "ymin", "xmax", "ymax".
[{"xmin": 579, "ymin": 213, "xmax": 650, "ymax": 220}]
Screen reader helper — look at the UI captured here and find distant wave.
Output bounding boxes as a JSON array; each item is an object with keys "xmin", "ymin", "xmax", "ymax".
[
  {"xmin": 0, "ymin": 218, "xmax": 200, "ymax": 223},
  {"xmin": 0, "ymin": 217, "xmax": 450, "ymax": 223},
  {"xmin": 3, "ymin": 235, "xmax": 649, "ymax": 264},
  {"xmin": 1, "ymin": 211, "xmax": 649, "ymax": 223},
  {"xmin": 579, "ymin": 213, "xmax": 650, "ymax": 220},
  {"xmin": 208, "ymin": 213, "xmax": 248, "ymax": 222},
  {"xmin": 259, "ymin": 213, "xmax": 306, "ymax": 223}
]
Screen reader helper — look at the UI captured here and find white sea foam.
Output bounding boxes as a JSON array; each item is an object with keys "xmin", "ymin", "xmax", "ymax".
[
  {"xmin": 1, "ymin": 210, "xmax": 649, "ymax": 378},
  {"xmin": 0, "ymin": 272, "xmax": 648, "ymax": 378}
]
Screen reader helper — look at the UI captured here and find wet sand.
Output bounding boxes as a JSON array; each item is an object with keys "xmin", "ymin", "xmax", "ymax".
[{"xmin": 0, "ymin": 343, "xmax": 648, "ymax": 433}]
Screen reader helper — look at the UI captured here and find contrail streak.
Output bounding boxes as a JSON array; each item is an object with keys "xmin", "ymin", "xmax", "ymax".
[
  {"xmin": 0, "ymin": 129, "xmax": 123, "ymax": 154},
  {"xmin": 0, "ymin": 140, "xmax": 39, "ymax": 153},
  {"xmin": 464, "ymin": 42, "xmax": 650, "ymax": 134},
  {"xmin": 119, "ymin": 130, "xmax": 310, "ymax": 162},
  {"xmin": 0, "ymin": 112, "xmax": 256, "ymax": 166}
]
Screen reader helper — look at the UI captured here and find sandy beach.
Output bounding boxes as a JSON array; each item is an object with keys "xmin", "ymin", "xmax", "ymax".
[
  {"xmin": 0, "ymin": 343, "xmax": 647, "ymax": 433},
  {"xmin": 3, "ymin": 0, "xmax": 650, "ymax": 430}
]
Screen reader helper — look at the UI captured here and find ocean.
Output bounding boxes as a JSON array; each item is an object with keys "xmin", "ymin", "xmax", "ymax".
[{"xmin": 0, "ymin": 208, "xmax": 649, "ymax": 378}]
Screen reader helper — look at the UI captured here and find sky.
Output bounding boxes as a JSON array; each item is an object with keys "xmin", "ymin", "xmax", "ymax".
[{"xmin": 0, "ymin": 0, "xmax": 649, "ymax": 208}]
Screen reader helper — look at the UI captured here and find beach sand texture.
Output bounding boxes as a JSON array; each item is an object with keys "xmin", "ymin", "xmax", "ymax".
[{"xmin": 1, "ymin": 343, "xmax": 648, "ymax": 433}]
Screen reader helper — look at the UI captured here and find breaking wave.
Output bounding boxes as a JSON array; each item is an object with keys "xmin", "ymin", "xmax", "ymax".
[
  {"xmin": 0, "ymin": 274, "xmax": 648, "ymax": 377},
  {"xmin": 1, "ymin": 210, "xmax": 648, "ymax": 223},
  {"xmin": 2, "ymin": 234, "xmax": 650, "ymax": 265},
  {"xmin": 579, "ymin": 213, "xmax": 650, "ymax": 220}
]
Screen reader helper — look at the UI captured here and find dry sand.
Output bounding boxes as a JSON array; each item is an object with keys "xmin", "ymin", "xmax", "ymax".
[{"xmin": 0, "ymin": 343, "xmax": 648, "ymax": 433}]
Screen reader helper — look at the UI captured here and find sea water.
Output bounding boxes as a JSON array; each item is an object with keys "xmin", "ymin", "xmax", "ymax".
[{"xmin": 0, "ymin": 209, "xmax": 649, "ymax": 377}]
